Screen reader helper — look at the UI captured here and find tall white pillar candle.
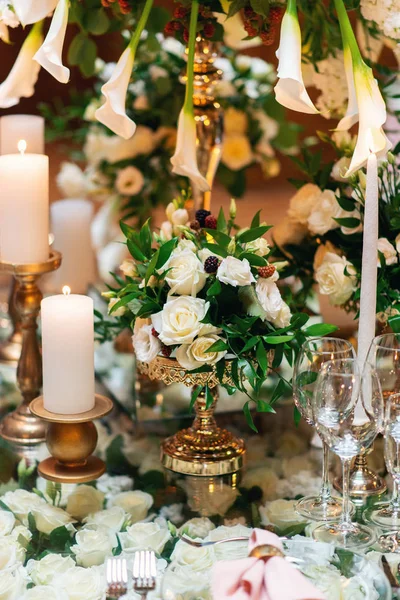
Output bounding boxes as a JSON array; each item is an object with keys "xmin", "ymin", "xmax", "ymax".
[
  {"xmin": 0, "ymin": 115, "xmax": 44, "ymax": 155},
  {"xmin": 0, "ymin": 147, "xmax": 49, "ymax": 264},
  {"xmin": 41, "ymin": 289, "xmax": 95, "ymax": 414},
  {"xmin": 46, "ymin": 199, "xmax": 96, "ymax": 294}
]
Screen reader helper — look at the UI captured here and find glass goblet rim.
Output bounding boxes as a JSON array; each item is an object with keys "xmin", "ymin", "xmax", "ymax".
[
  {"xmin": 299, "ymin": 337, "xmax": 355, "ymax": 357},
  {"xmin": 370, "ymin": 333, "xmax": 400, "ymax": 351}
]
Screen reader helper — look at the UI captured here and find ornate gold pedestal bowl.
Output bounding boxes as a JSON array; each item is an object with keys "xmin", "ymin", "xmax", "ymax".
[{"xmin": 137, "ymin": 356, "xmax": 246, "ymax": 476}]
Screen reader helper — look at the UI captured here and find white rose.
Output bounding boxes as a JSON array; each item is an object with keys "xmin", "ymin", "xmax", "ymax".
[
  {"xmin": 241, "ymin": 467, "xmax": 279, "ymax": 502},
  {"xmin": 71, "ymin": 528, "xmax": 117, "ymax": 567},
  {"xmin": 217, "ymin": 257, "xmax": 255, "ymax": 287},
  {"xmin": 315, "ymin": 252, "xmax": 357, "ymax": 306},
  {"xmin": 163, "ymin": 565, "xmax": 210, "ymax": 600},
  {"xmin": 1, "ymin": 490, "xmax": 46, "ymax": 525},
  {"xmin": 84, "ymin": 506, "xmax": 128, "ymax": 533},
  {"xmin": 21, "ymin": 586, "xmax": 69, "ymax": 600},
  {"xmin": 132, "ymin": 324, "xmax": 161, "ymax": 363},
  {"xmin": 255, "ymin": 278, "xmax": 288, "ymax": 326},
  {"xmin": 198, "ymin": 248, "xmax": 217, "ymax": 263},
  {"xmin": 0, "ymin": 566, "xmax": 28, "ymax": 600},
  {"xmin": 27, "ymin": 555, "xmax": 76, "ymax": 586},
  {"xmin": 184, "ymin": 480, "xmax": 239, "ymax": 517},
  {"xmin": 287, "ymin": 183, "xmax": 322, "ymax": 224},
  {"xmin": 115, "ymin": 166, "xmax": 144, "ymax": 196},
  {"xmin": 0, "ymin": 510, "xmax": 15, "ymax": 536},
  {"xmin": 273, "ymin": 301, "xmax": 291, "ymax": 328},
  {"xmin": 108, "ymin": 297, "xmax": 127, "ymax": 317},
  {"xmin": 377, "ymin": 237, "xmax": 398, "ymax": 266},
  {"xmin": 206, "ymin": 524, "xmax": 252, "ymax": 561},
  {"xmin": 0, "ymin": 537, "xmax": 25, "ymax": 570},
  {"xmin": 119, "ymin": 259, "xmax": 138, "ymax": 277},
  {"xmin": 179, "ymin": 517, "xmax": 215, "ymax": 539},
  {"xmin": 56, "ymin": 162, "xmax": 88, "ymax": 198},
  {"xmin": 300, "ymin": 564, "xmax": 342, "ymax": 600},
  {"xmin": 331, "ymin": 156, "xmax": 351, "ymax": 181},
  {"xmin": 245, "ymin": 237, "xmax": 270, "ymax": 257},
  {"xmin": 159, "ymin": 503, "xmax": 184, "ymax": 525},
  {"xmin": 259, "ymin": 499, "xmax": 307, "ymax": 530},
  {"xmin": 32, "ymin": 504, "xmax": 75, "ymax": 536},
  {"xmin": 273, "ymin": 217, "xmax": 308, "ymax": 247},
  {"xmin": 166, "ymin": 203, "xmax": 189, "ymax": 227},
  {"xmin": 120, "ymin": 521, "xmax": 171, "ymax": 553},
  {"xmin": 108, "ymin": 490, "xmax": 153, "ymax": 523},
  {"xmin": 52, "ymin": 566, "xmax": 107, "ymax": 600},
  {"xmin": 66, "ymin": 485, "xmax": 105, "ymax": 521},
  {"xmin": 235, "ymin": 54, "xmax": 252, "ymax": 71},
  {"xmin": 276, "ymin": 430, "xmax": 308, "ymax": 457},
  {"xmin": 282, "ymin": 455, "xmax": 314, "ymax": 478},
  {"xmin": 307, "ymin": 189, "xmax": 341, "ymax": 235},
  {"xmin": 151, "ymin": 297, "xmax": 211, "ymax": 346},
  {"xmin": 9, "ymin": 525, "xmax": 32, "ymax": 548},
  {"xmin": 162, "ymin": 250, "xmax": 207, "ymax": 296},
  {"xmin": 176, "ymin": 334, "xmax": 227, "ymax": 371},
  {"xmin": 170, "ymin": 540, "xmax": 214, "ymax": 571},
  {"xmin": 96, "ymin": 474, "xmax": 133, "ymax": 497},
  {"xmin": 396, "ymin": 233, "xmax": 400, "ymax": 254},
  {"xmin": 160, "ymin": 221, "xmax": 173, "ymax": 241}
]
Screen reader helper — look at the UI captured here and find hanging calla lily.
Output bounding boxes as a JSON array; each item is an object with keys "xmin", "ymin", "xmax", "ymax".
[
  {"xmin": 334, "ymin": 0, "xmax": 391, "ymax": 175},
  {"xmin": 95, "ymin": 0, "xmax": 153, "ymax": 139},
  {"xmin": 0, "ymin": 22, "xmax": 43, "ymax": 108},
  {"xmin": 336, "ymin": 46, "xmax": 358, "ymax": 131},
  {"xmin": 274, "ymin": 0, "xmax": 318, "ymax": 114},
  {"xmin": 34, "ymin": 0, "xmax": 69, "ymax": 84},
  {"xmin": 170, "ymin": 0, "xmax": 210, "ymax": 193},
  {"xmin": 13, "ymin": 0, "xmax": 57, "ymax": 26}
]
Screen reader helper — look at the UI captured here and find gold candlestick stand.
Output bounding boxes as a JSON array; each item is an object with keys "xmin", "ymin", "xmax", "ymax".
[
  {"xmin": 30, "ymin": 394, "xmax": 113, "ymax": 483},
  {"xmin": 0, "ymin": 280, "xmax": 22, "ymax": 364},
  {"xmin": 0, "ymin": 250, "xmax": 61, "ymax": 449}
]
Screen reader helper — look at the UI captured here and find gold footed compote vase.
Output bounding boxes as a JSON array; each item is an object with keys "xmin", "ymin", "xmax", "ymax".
[{"xmin": 137, "ymin": 356, "xmax": 246, "ymax": 476}]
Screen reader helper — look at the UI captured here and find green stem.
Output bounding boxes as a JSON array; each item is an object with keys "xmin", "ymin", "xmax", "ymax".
[
  {"xmin": 286, "ymin": 0, "xmax": 297, "ymax": 16},
  {"xmin": 129, "ymin": 0, "xmax": 154, "ymax": 55},
  {"xmin": 183, "ymin": 0, "xmax": 199, "ymax": 115},
  {"xmin": 333, "ymin": 0, "xmax": 362, "ymax": 66}
]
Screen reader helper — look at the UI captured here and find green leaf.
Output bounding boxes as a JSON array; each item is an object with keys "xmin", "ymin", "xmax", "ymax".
[
  {"xmin": 264, "ymin": 334, "xmax": 295, "ymax": 344},
  {"xmin": 140, "ymin": 218, "xmax": 152, "ymax": 257},
  {"xmin": 389, "ymin": 315, "xmax": 400, "ymax": 333},
  {"xmin": 49, "ymin": 525, "xmax": 71, "ymax": 548},
  {"xmin": 127, "ymin": 239, "xmax": 146, "ymax": 262},
  {"xmin": 334, "ymin": 217, "xmax": 361, "ymax": 228},
  {"xmin": 86, "ymin": 8, "xmax": 110, "ymax": 35},
  {"xmin": 256, "ymin": 399, "xmax": 276, "ymax": 413},
  {"xmin": 156, "ymin": 238, "xmax": 178, "ymax": 269},
  {"xmin": 203, "ymin": 243, "xmax": 228, "ymax": 258},
  {"xmin": 304, "ymin": 323, "xmax": 338, "ymax": 337},
  {"xmin": 251, "ymin": 210, "xmax": 262, "ymax": 229},
  {"xmin": 190, "ymin": 385, "xmax": 203, "ymax": 413},
  {"xmin": 294, "ymin": 405, "xmax": 302, "ymax": 426},
  {"xmin": 271, "ymin": 378, "xmax": 291, "ymax": 404},
  {"xmin": 243, "ymin": 400, "xmax": 258, "ymax": 432},
  {"xmin": 203, "ymin": 229, "xmax": 232, "ymax": 248},
  {"xmin": 206, "ymin": 278, "xmax": 222, "ymax": 297},
  {"xmin": 204, "ymin": 339, "xmax": 229, "ymax": 353},
  {"xmin": 28, "ymin": 513, "xmax": 37, "ymax": 533},
  {"xmin": 256, "ymin": 341, "xmax": 268, "ymax": 373},
  {"xmin": 120, "ymin": 221, "xmax": 138, "ymax": 240},
  {"xmin": 67, "ymin": 33, "xmax": 97, "ymax": 77},
  {"xmin": 250, "ymin": 0, "xmax": 269, "ymax": 16},
  {"xmin": 216, "ymin": 357, "xmax": 225, "ymax": 383},
  {"xmin": 217, "ymin": 207, "xmax": 227, "ymax": 232},
  {"xmin": 290, "ymin": 313, "xmax": 310, "ymax": 329},
  {"xmin": 205, "ymin": 386, "xmax": 214, "ymax": 409},
  {"xmin": 237, "ymin": 225, "xmax": 271, "ymax": 243},
  {"xmin": 145, "ymin": 250, "xmax": 159, "ymax": 284},
  {"xmin": 238, "ymin": 252, "xmax": 268, "ymax": 267},
  {"xmin": 241, "ymin": 336, "xmax": 259, "ymax": 353}
]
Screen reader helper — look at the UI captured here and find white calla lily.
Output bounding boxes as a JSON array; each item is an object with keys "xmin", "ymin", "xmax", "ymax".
[
  {"xmin": 170, "ymin": 0, "xmax": 209, "ymax": 192},
  {"xmin": 336, "ymin": 46, "xmax": 358, "ymax": 130},
  {"xmin": 0, "ymin": 22, "xmax": 43, "ymax": 108},
  {"xmin": 13, "ymin": 0, "xmax": 58, "ymax": 26},
  {"xmin": 274, "ymin": 0, "xmax": 318, "ymax": 114},
  {"xmin": 34, "ymin": 0, "xmax": 69, "ymax": 84},
  {"xmin": 215, "ymin": 0, "xmax": 261, "ymax": 49},
  {"xmin": 95, "ymin": 0, "xmax": 153, "ymax": 139}
]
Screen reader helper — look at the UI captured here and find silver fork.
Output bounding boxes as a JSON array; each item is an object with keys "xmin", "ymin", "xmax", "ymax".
[
  {"xmin": 106, "ymin": 557, "xmax": 128, "ymax": 598},
  {"xmin": 133, "ymin": 550, "xmax": 157, "ymax": 598},
  {"xmin": 177, "ymin": 533, "xmax": 249, "ymax": 547}
]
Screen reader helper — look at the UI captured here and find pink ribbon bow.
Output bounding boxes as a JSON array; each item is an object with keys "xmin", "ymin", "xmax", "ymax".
[{"xmin": 211, "ymin": 529, "xmax": 326, "ymax": 600}]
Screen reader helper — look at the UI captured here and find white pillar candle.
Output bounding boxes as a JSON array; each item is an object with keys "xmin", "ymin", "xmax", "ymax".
[
  {"xmin": 0, "ymin": 114, "xmax": 44, "ymax": 155},
  {"xmin": 0, "ymin": 145, "xmax": 49, "ymax": 264},
  {"xmin": 41, "ymin": 288, "xmax": 95, "ymax": 414},
  {"xmin": 46, "ymin": 199, "xmax": 96, "ymax": 294}
]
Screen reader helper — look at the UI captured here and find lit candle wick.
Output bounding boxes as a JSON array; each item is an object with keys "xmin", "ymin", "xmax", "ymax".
[
  {"xmin": 18, "ymin": 139, "xmax": 27, "ymax": 155},
  {"xmin": 62, "ymin": 285, "xmax": 71, "ymax": 296}
]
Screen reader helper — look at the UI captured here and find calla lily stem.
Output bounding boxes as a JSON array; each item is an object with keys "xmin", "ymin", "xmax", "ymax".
[
  {"xmin": 333, "ymin": 0, "xmax": 363, "ymax": 67},
  {"xmin": 183, "ymin": 0, "xmax": 199, "ymax": 115},
  {"xmin": 129, "ymin": 0, "xmax": 154, "ymax": 55}
]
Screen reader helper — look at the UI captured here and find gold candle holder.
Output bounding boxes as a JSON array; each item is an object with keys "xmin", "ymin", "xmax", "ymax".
[
  {"xmin": 30, "ymin": 394, "xmax": 113, "ymax": 483},
  {"xmin": 334, "ymin": 452, "xmax": 387, "ymax": 499},
  {"xmin": 0, "ymin": 280, "xmax": 22, "ymax": 364},
  {"xmin": 0, "ymin": 250, "xmax": 61, "ymax": 448}
]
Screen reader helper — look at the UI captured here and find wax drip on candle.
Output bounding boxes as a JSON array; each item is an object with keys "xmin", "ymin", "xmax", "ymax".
[
  {"xmin": 17, "ymin": 139, "xmax": 27, "ymax": 155},
  {"xmin": 62, "ymin": 285, "xmax": 71, "ymax": 296}
]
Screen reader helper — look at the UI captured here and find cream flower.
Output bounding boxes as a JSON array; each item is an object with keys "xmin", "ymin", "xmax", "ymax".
[
  {"xmin": 162, "ymin": 566, "xmax": 210, "ymax": 599},
  {"xmin": 108, "ymin": 297, "xmax": 127, "ymax": 317},
  {"xmin": 260, "ymin": 499, "xmax": 307, "ymax": 530},
  {"xmin": 120, "ymin": 521, "xmax": 171, "ymax": 553},
  {"xmin": 52, "ymin": 566, "xmax": 107, "ymax": 600},
  {"xmin": 315, "ymin": 252, "xmax": 357, "ymax": 306},
  {"xmin": 313, "ymin": 241, "xmax": 340, "ymax": 271},
  {"xmin": 13, "ymin": 0, "xmax": 57, "ymax": 25},
  {"xmin": 71, "ymin": 528, "xmax": 117, "ymax": 567},
  {"xmin": 206, "ymin": 524, "xmax": 252, "ymax": 560},
  {"xmin": 132, "ymin": 324, "xmax": 161, "ymax": 363},
  {"xmin": 331, "ymin": 156, "xmax": 351, "ymax": 181},
  {"xmin": 273, "ymin": 217, "xmax": 308, "ymax": 247},
  {"xmin": 151, "ymin": 296, "xmax": 211, "ymax": 346},
  {"xmin": 396, "ymin": 233, "xmax": 400, "ymax": 254},
  {"xmin": 66, "ymin": 485, "xmax": 105, "ymax": 521},
  {"xmin": 176, "ymin": 334, "xmax": 227, "ymax": 371},
  {"xmin": 95, "ymin": 45, "xmax": 136, "ymax": 139},
  {"xmin": 119, "ymin": 259, "xmax": 138, "ymax": 277},
  {"xmin": 115, "ymin": 166, "xmax": 144, "ymax": 196},
  {"xmin": 9, "ymin": 525, "xmax": 32, "ymax": 548},
  {"xmin": 34, "ymin": 0, "xmax": 69, "ymax": 83},
  {"xmin": 1, "ymin": 489, "xmax": 46, "ymax": 525},
  {"xmin": 179, "ymin": 517, "xmax": 215, "ymax": 539},
  {"xmin": 255, "ymin": 278, "xmax": 291, "ymax": 327},
  {"xmin": 221, "ymin": 134, "xmax": 253, "ymax": 170},
  {"xmin": 287, "ymin": 183, "xmax": 322, "ymax": 224},
  {"xmin": 0, "ymin": 566, "xmax": 28, "ymax": 600},
  {"xmin": 217, "ymin": 256, "xmax": 255, "ymax": 287},
  {"xmin": 241, "ymin": 467, "xmax": 279, "ymax": 502},
  {"xmin": 274, "ymin": 0, "xmax": 318, "ymax": 114},
  {"xmin": 377, "ymin": 237, "xmax": 398, "ymax": 266},
  {"xmin": 245, "ymin": 237, "xmax": 270, "ymax": 257},
  {"xmin": 108, "ymin": 490, "xmax": 153, "ymax": 523},
  {"xmin": 224, "ymin": 107, "xmax": 248, "ymax": 135},
  {"xmin": 32, "ymin": 504, "xmax": 75, "ymax": 535},
  {"xmin": 0, "ymin": 510, "xmax": 15, "ymax": 536},
  {"xmin": 27, "ymin": 554, "xmax": 76, "ymax": 586},
  {"xmin": 56, "ymin": 162, "xmax": 88, "ymax": 198},
  {"xmin": 276, "ymin": 430, "xmax": 308, "ymax": 457},
  {"xmin": 161, "ymin": 250, "xmax": 207, "ymax": 296},
  {"xmin": 171, "ymin": 109, "xmax": 210, "ymax": 192},
  {"xmin": 307, "ymin": 189, "xmax": 342, "ymax": 235},
  {"xmin": 0, "ymin": 22, "xmax": 43, "ymax": 108},
  {"xmin": 21, "ymin": 585, "xmax": 69, "ymax": 600},
  {"xmin": 0, "ymin": 537, "xmax": 26, "ymax": 570},
  {"xmin": 273, "ymin": 301, "xmax": 292, "ymax": 328},
  {"xmin": 170, "ymin": 540, "xmax": 214, "ymax": 571}
]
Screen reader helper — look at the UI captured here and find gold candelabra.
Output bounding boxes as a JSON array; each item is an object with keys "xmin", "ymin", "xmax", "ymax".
[
  {"xmin": 0, "ymin": 280, "xmax": 22, "ymax": 364},
  {"xmin": 0, "ymin": 250, "xmax": 61, "ymax": 449},
  {"xmin": 30, "ymin": 394, "xmax": 113, "ymax": 483}
]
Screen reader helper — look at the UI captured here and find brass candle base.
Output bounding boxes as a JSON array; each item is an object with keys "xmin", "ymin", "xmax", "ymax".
[
  {"xmin": 0, "ymin": 280, "xmax": 22, "ymax": 365},
  {"xmin": 30, "ymin": 394, "xmax": 113, "ymax": 483},
  {"xmin": 333, "ymin": 453, "xmax": 387, "ymax": 499},
  {"xmin": 0, "ymin": 251, "xmax": 61, "ymax": 448}
]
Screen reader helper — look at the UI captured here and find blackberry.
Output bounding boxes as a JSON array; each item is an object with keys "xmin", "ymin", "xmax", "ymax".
[
  {"xmin": 161, "ymin": 344, "xmax": 172, "ymax": 357},
  {"xmin": 204, "ymin": 214, "xmax": 217, "ymax": 229},
  {"xmin": 269, "ymin": 6, "xmax": 284, "ymax": 23},
  {"xmin": 258, "ymin": 265, "xmax": 276, "ymax": 278},
  {"xmin": 260, "ymin": 27, "xmax": 275, "ymax": 46},
  {"xmin": 203, "ymin": 22, "xmax": 216, "ymax": 38},
  {"xmin": 164, "ymin": 21, "xmax": 175, "ymax": 35},
  {"xmin": 204, "ymin": 256, "xmax": 220, "ymax": 274},
  {"xmin": 183, "ymin": 28, "xmax": 189, "ymax": 42},
  {"xmin": 195, "ymin": 209, "xmax": 211, "ymax": 227},
  {"xmin": 190, "ymin": 219, "xmax": 201, "ymax": 231},
  {"xmin": 244, "ymin": 6, "xmax": 256, "ymax": 19},
  {"xmin": 173, "ymin": 4, "xmax": 187, "ymax": 18}
]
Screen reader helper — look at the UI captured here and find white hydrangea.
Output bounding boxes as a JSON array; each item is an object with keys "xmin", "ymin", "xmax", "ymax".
[
  {"xmin": 360, "ymin": 0, "xmax": 400, "ymax": 40},
  {"xmin": 311, "ymin": 52, "xmax": 349, "ymax": 118}
]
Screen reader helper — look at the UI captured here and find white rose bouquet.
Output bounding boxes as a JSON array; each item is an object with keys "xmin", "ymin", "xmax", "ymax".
[
  {"xmin": 97, "ymin": 198, "xmax": 336, "ymax": 429},
  {"xmin": 273, "ymin": 135, "xmax": 400, "ymax": 329}
]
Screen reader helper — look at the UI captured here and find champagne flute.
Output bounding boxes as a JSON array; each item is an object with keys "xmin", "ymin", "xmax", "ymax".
[
  {"xmin": 293, "ymin": 337, "xmax": 355, "ymax": 521},
  {"xmin": 312, "ymin": 359, "xmax": 382, "ymax": 549},
  {"xmin": 364, "ymin": 333, "xmax": 400, "ymax": 529}
]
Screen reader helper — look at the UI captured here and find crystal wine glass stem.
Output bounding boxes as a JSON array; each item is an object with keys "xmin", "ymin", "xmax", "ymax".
[
  {"xmin": 320, "ymin": 441, "xmax": 331, "ymax": 501},
  {"xmin": 340, "ymin": 458, "xmax": 352, "ymax": 527},
  {"xmin": 391, "ymin": 480, "xmax": 400, "ymax": 511}
]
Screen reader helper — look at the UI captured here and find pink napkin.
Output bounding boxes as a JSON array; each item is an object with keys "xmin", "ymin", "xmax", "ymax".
[{"xmin": 211, "ymin": 529, "xmax": 326, "ymax": 600}]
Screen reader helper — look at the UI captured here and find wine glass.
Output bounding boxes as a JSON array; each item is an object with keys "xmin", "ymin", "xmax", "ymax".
[
  {"xmin": 312, "ymin": 358, "xmax": 383, "ymax": 550},
  {"xmin": 364, "ymin": 333, "xmax": 400, "ymax": 529},
  {"xmin": 293, "ymin": 337, "xmax": 356, "ymax": 521}
]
